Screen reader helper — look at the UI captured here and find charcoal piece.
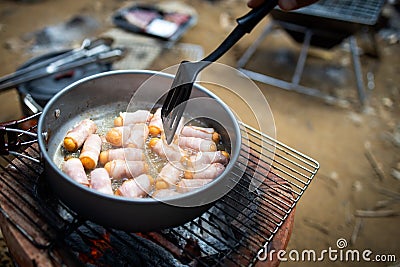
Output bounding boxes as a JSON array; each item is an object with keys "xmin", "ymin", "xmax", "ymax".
[{"xmin": 66, "ymin": 224, "xmax": 188, "ymax": 266}]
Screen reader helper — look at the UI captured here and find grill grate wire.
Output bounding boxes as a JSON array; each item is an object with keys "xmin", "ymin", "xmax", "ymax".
[{"xmin": 0, "ymin": 119, "xmax": 319, "ymax": 266}]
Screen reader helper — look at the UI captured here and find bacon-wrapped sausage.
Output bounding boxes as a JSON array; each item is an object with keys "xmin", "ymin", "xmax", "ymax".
[
  {"xmin": 152, "ymin": 189, "xmax": 180, "ymax": 198},
  {"xmin": 155, "ymin": 162, "xmax": 184, "ymax": 190},
  {"xmin": 79, "ymin": 134, "xmax": 102, "ymax": 170},
  {"xmin": 188, "ymin": 151, "xmax": 229, "ymax": 167},
  {"xmin": 104, "ymin": 159, "xmax": 148, "ymax": 180},
  {"xmin": 177, "ymin": 178, "xmax": 213, "ymax": 193},
  {"xmin": 178, "ymin": 136, "xmax": 217, "ymax": 152},
  {"xmin": 149, "ymin": 138, "xmax": 187, "ymax": 163},
  {"xmin": 62, "ymin": 158, "xmax": 89, "ymax": 186},
  {"xmin": 181, "ymin": 125, "xmax": 220, "ymax": 142},
  {"xmin": 90, "ymin": 168, "xmax": 113, "ymax": 195},
  {"xmin": 105, "ymin": 126, "xmax": 128, "ymax": 147},
  {"xmin": 63, "ymin": 119, "xmax": 97, "ymax": 152},
  {"xmin": 114, "ymin": 110, "xmax": 153, "ymax": 126},
  {"xmin": 184, "ymin": 163, "xmax": 225, "ymax": 180},
  {"xmin": 148, "ymin": 108, "xmax": 185, "ymax": 138},
  {"xmin": 105, "ymin": 123, "xmax": 149, "ymax": 148},
  {"xmin": 125, "ymin": 123, "xmax": 149, "ymax": 148},
  {"xmin": 148, "ymin": 108, "xmax": 163, "ymax": 137},
  {"xmin": 99, "ymin": 147, "xmax": 144, "ymax": 165},
  {"xmin": 115, "ymin": 174, "xmax": 154, "ymax": 198}
]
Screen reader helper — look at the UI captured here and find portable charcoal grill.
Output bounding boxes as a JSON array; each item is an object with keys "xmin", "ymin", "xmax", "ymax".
[
  {"xmin": 237, "ymin": 0, "xmax": 386, "ymax": 106},
  {"xmin": 293, "ymin": 0, "xmax": 384, "ymax": 24},
  {"xmin": 0, "ymin": 115, "xmax": 319, "ymax": 267}
]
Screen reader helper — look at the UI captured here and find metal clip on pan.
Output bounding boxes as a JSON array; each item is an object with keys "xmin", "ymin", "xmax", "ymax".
[{"xmin": 161, "ymin": 0, "xmax": 278, "ymax": 144}]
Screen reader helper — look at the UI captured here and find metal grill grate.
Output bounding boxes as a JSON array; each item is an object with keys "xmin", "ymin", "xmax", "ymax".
[
  {"xmin": 0, "ymin": 119, "xmax": 319, "ymax": 266},
  {"xmin": 289, "ymin": 0, "xmax": 386, "ymax": 25}
]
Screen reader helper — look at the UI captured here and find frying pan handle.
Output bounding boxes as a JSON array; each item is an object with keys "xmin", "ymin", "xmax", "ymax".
[
  {"xmin": 0, "ymin": 113, "xmax": 41, "ymax": 163},
  {"xmin": 236, "ymin": 0, "xmax": 279, "ymax": 34}
]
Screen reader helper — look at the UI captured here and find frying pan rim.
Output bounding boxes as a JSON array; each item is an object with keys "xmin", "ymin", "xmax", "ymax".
[{"xmin": 37, "ymin": 69, "xmax": 242, "ymax": 205}]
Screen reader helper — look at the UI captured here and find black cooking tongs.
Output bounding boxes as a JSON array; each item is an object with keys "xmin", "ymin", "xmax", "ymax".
[{"xmin": 161, "ymin": 0, "xmax": 278, "ymax": 144}]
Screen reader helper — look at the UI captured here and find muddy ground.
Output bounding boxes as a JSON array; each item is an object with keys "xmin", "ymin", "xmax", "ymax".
[{"xmin": 0, "ymin": 0, "xmax": 399, "ymax": 266}]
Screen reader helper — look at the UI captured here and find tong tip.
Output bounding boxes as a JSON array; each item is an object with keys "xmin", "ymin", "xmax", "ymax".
[{"xmin": 162, "ymin": 111, "xmax": 181, "ymax": 145}]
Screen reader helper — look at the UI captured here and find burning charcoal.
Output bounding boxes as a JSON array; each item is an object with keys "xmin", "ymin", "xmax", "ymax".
[
  {"xmin": 111, "ymin": 231, "xmax": 187, "ymax": 267},
  {"xmin": 65, "ymin": 222, "xmax": 187, "ymax": 266},
  {"xmin": 144, "ymin": 232, "xmax": 183, "ymax": 258},
  {"xmin": 183, "ymin": 238, "xmax": 201, "ymax": 258}
]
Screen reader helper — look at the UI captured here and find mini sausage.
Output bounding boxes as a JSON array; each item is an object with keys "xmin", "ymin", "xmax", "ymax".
[
  {"xmin": 99, "ymin": 147, "xmax": 145, "ymax": 165},
  {"xmin": 115, "ymin": 174, "xmax": 154, "ymax": 198},
  {"xmin": 125, "ymin": 123, "xmax": 149, "ymax": 148},
  {"xmin": 114, "ymin": 110, "xmax": 153, "ymax": 126},
  {"xmin": 90, "ymin": 168, "xmax": 113, "ymax": 195},
  {"xmin": 105, "ymin": 126, "xmax": 128, "ymax": 147},
  {"xmin": 62, "ymin": 158, "xmax": 89, "ymax": 186},
  {"xmin": 184, "ymin": 163, "xmax": 225, "ymax": 180},
  {"xmin": 106, "ymin": 124, "xmax": 149, "ymax": 148},
  {"xmin": 178, "ymin": 136, "xmax": 217, "ymax": 152},
  {"xmin": 148, "ymin": 108, "xmax": 163, "ymax": 137},
  {"xmin": 79, "ymin": 134, "xmax": 102, "ymax": 170},
  {"xmin": 155, "ymin": 162, "xmax": 184, "ymax": 190},
  {"xmin": 63, "ymin": 119, "xmax": 97, "ymax": 152},
  {"xmin": 104, "ymin": 159, "xmax": 148, "ymax": 180},
  {"xmin": 149, "ymin": 138, "xmax": 187, "ymax": 163},
  {"xmin": 181, "ymin": 125, "xmax": 220, "ymax": 142},
  {"xmin": 188, "ymin": 151, "xmax": 229, "ymax": 167}
]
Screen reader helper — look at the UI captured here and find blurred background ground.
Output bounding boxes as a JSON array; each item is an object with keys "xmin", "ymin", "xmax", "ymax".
[{"xmin": 0, "ymin": 0, "xmax": 399, "ymax": 266}]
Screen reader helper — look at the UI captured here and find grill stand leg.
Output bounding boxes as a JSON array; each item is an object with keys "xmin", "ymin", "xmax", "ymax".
[
  {"xmin": 237, "ymin": 22, "xmax": 276, "ymax": 69},
  {"xmin": 291, "ymin": 29, "xmax": 312, "ymax": 86},
  {"xmin": 349, "ymin": 35, "xmax": 368, "ymax": 106},
  {"xmin": 236, "ymin": 20, "xmax": 368, "ymax": 106}
]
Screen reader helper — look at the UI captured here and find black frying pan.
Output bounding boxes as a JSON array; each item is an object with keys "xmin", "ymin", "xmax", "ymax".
[{"xmin": 37, "ymin": 70, "xmax": 242, "ymax": 232}]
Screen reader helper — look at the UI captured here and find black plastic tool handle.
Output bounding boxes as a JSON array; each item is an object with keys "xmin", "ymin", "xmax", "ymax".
[
  {"xmin": 162, "ymin": 0, "xmax": 278, "ymax": 144},
  {"xmin": 203, "ymin": 0, "xmax": 279, "ymax": 62}
]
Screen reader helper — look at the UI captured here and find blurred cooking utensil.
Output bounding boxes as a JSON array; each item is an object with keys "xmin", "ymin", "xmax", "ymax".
[
  {"xmin": 0, "ymin": 37, "xmax": 116, "ymax": 91},
  {"xmin": 161, "ymin": 0, "xmax": 278, "ymax": 144}
]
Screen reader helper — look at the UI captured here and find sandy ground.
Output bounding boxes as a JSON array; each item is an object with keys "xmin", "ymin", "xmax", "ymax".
[{"xmin": 0, "ymin": 0, "xmax": 399, "ymax": 266}]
